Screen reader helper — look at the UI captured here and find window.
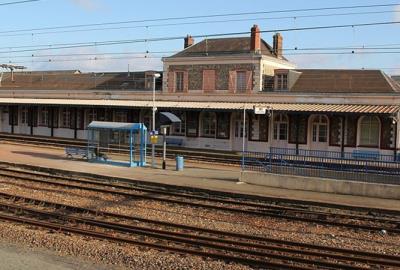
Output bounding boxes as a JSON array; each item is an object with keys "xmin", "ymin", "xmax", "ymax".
[
  {"xmin": 115, "ymin": 110, "xmax": 127, "ymax": 122},
  {"xmin": 172, "ymin": 112, "xmax": 186, "ymax": 136},
  {"xmin": 276, "ymin": 74, "xmax": 288, "ymax": 90},
  {"xmin": 217, "ymin": 112, "xmax": 230, "ymax": 139},
  {"xmin": 87, "ymin": 109, "xmax": 97, "ymax": 125},
  {"xmin": 250, "ymin": 114, "xmax": 268, "ymax": 141},
  {"xmin": 273, "ymin": 114, "xmax": 288, "ymax": 141},
  {"xmin": 312, "ymin": 115, "xmax": 328, "ymax": 143},
  {"xmin": 175, "ymin": 72, "xmax": 184, "ymax": 92},
  {"xmin": 186, "ymin": 111, "xmax": 199, "ymax": 137},
  {"xmin": 201, "ymin": 112, "xmax": 217, "ymax": 137},
  {"xmin": 145, "ymin": 74, "xmax": 153, "ymax": 90},
  {"xmin": 236, "ymin": 71, "xmax": 247, "ymax": 92},
  {"xmin": 21, "ymin": 107, "xmax": 28, "ymax": 125},
  {"xmin": 39, "ymin": 107, "xmax": 49, "ymax": 126},
  {"xmin": 60, "ymin": 108, "xmax": 71, "ymax": 128},
  {"xmin": 262, "ymin": 75, "xmax": 274, "ymax": 91},
  {"xmin": 359, "ymin": 116, "xmax": 380, "ymax": 147}
]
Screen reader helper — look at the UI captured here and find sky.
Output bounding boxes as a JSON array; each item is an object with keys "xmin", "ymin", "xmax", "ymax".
[{"xmin": 0, "ymin": 0, "xmax": 399, "ymax": 74}]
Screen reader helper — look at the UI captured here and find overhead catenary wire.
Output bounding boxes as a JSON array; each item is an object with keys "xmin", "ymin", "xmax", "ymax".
[
  {"xmin": 0, "ymin": 2, "xmax": 397, "ymax": 35},
  {"xmin": 1, "ymin": 20, "xmax": 400, "ymax": 54},
  {"xmin": 1, "ymin": 9, "xmax": 398, "ymax": 37},
  {"xmin": 0, "ymin": 0, "xmax": 39, "ymax": 6}
]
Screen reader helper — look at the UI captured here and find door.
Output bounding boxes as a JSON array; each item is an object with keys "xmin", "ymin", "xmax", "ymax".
[
  {"xmin": 232, "ymin": 113, "xmax": 247, "ymax": 151},
  {"xmin": 310, "ymin": 115, "xmax": 329, "ymax": 151}
]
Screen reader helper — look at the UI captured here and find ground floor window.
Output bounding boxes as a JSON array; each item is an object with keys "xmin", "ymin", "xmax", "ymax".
[
  {"xmin": 171, "ymin": 111, "xmax": 186, "ymax": 136},
  {"xmin": 359, "ymin": 116, "xmax": 380, "ymax": 147},
  {"xmin": 39, "ymin": 107, "xmax": 49, "ymax": 126},
  {"xmin": 273, "ymin": 114, "xmax": 288, "ymax": 141},
  {"xmin": 312, "ymin": 115, "xmax": 328, "ymax": 143},
  {"xmin": 201, "ymin": 111, "xmax": 217, "ymax": 137},
  {"xmin": 250, "ymin": 114, "xmax": 268, "ymax": 141},
  {"xmin": 115, "ymin": 110, "xmax": 128, "ymax": 122},
  {"xmin": 60, "ymin": 108, "xmax": 71, "ymax": 128},
  {"xmin": 87, "ymin": 109, "xmax": 97, "ymax": 125},
  {"xmin": 20, "ymin": 106, "xmax": 28, "ymax": 125},
  {"xmin": 186, "ymin": 111, "xmax": 199, "ymax": 137},
  {"xmin": 217, "ymin": 112, "xmax": 230, "ymax": 139}
]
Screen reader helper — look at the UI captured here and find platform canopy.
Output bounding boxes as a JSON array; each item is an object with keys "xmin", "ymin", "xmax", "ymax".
[{"xmin": 87, "ymin": 121, "xmax": 147, "ymax": 131}]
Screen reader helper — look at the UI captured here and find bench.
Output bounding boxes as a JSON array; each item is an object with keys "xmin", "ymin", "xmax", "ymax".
[
  {"xmin": 65, "ymin": 147, "xmax": 88, "ymax": 159},
  {"xmin": 351, "ymin": 150, "xmax": 380, "ymax": 160},
  {"xmin": 166, "ymin": 138, "xmax": 183, "ymax": 147}
]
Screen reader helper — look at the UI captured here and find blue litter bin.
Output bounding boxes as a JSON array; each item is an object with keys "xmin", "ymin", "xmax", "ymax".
[{"xmin": 176, "ymin": 156, "xmax": 184, "ymax": 171}]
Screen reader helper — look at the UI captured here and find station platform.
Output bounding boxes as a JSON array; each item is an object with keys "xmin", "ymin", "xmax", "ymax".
[{"xmin": 0, "ymin": 142, "xmax": 398, "ymax": 211}]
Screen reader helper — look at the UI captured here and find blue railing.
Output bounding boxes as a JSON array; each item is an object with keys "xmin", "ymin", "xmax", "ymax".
[{"xmin": 243, "ymin": 147, "xmax": 400, "ymax": 184}]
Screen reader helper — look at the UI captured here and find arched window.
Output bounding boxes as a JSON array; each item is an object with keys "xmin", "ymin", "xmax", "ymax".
[
  {"xmin": 273, "ymin": 114, "xmax": 288, "ymax": 141},
  {"xmin": 359, "ymin": 116, "xmax": 380, "ymax": 147},
  {"xmin": 201, "ymin": 112, "xmax": 217, "ymax": 137},
  {"xmin": 312, "ymin": 115, "xmax": 328, "ymax": 143}
]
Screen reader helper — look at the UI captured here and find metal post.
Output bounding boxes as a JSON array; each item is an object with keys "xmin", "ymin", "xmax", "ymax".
[
  {"xmin": 162, "ymin": 126, "xmax": 167, "ymax": 169},
  {"xmin": 129, "ymin": 130, "xmax": 133, "ymax": 166},
  {"xmin": 151, "ymin": 75, "xmax": 156, "ymax": 168},
  {"xmin": 241, "ymin": 105, "xmax": 246, "ymax": 170},
  {"xmin": 394, "ymin": 120, "xmax": 398, "ymax": 161}
]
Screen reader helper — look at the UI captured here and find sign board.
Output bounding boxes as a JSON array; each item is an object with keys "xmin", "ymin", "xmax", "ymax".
[{"xmin": 254, "ymin": 107, "xmax": 267, "ymax": 115}]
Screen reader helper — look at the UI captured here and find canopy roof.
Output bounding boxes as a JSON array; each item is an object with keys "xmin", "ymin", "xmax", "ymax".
[{"xmin": 87, "ymin": 121, "xmax": 147, "ymax": 131}]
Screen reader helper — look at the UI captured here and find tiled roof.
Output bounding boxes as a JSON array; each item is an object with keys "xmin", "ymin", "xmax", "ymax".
[
  {"xmin": 0, "ymin": 71, "xmax": 162, "ymax": 90},
  {"xmin": 290, "ymin": 69, "xmax": 400, "ymax": 93},
  {"xmin": 169, "ymin": 37, "xmax": 279, "ymax": 58}
]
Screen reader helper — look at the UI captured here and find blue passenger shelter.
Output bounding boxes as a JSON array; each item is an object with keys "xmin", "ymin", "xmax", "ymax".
[{"xmin": 87, "ymin": 121, "xmax": 147, "ymax": 167}]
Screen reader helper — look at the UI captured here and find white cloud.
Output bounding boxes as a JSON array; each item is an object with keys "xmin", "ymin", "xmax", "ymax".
[{"xmin": 70, "ymin": 0, "xmax": 100, "ymax": 11}]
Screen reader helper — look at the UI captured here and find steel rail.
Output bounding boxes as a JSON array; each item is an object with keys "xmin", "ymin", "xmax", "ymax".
[
  {"xmin": 1, "ymin": 191, "xmax": 398, "ymax": 263},
  {"xmin": 0, "ymin": 201, "xmax": 376, "ymax": 270},
  {"xmin": 1, "ymin": 170, "xmax": 399, "ymax": 234}
]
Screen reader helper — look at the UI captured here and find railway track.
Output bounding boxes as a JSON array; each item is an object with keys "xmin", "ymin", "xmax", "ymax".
[
  {"xmin": 0, "ymin": 166, "xmax": 399, "ymax": 234},
  {"xmin": 0, "ymin": 192, "xmax": 399, "ymax": 269}
]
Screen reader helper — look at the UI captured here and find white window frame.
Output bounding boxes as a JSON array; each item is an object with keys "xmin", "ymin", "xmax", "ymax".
[
  {"xmin": 60, "ymin": 108, "xmax": 71, "ymax": 128},
  {"xmin": 312, "ymin": 115, "xmax": 328, "ymax": 143},
  {"xmin": 273, "ymin": 114, "xmax": 288, "ymax": 141},
  {"xmin": 39, "ymin": 107, "xmax": 49, "ymax": 126},
  {"xmin": 358, "ymin": 116, "xmax": 380, "ymax": 147},
  {"xmin": 201, "ymin": 112, "xmax": 217, "ymax": 137},
  {"xmin": 175, "ymin": 72, "xmax": 184, "ymax": 92},
  {"xmin": 171, "ymin": 112, "xmax": 186, "ymax": 136},
  {"xmin": 236, "ymin": 71, "xmax": 247, "ymax": 92},
  {"xmin": 20, "ymin": 106, "xmax": 28, "ymax": 125}
]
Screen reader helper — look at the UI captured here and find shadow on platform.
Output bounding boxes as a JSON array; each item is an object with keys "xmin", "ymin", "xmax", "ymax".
[{"xmin": 11, "ymin": 151, "xmax": 65, "ymax": 160}]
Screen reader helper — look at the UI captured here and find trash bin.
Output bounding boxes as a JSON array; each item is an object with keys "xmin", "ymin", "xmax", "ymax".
[{"xmin": 176, "ymin": 156, "xmax": 184, "ymax": 171}]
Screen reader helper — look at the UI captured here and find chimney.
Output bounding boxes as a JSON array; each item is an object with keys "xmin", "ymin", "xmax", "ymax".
[
  {"xmin": 184, "ymin": 35, "xmax": 194, "ymax": 48},
  {"xmin": 273, "ymin": 33, "xmax": 283, "ymax": 58},
  {"xmin": 250, "ymin": 24, "xmax": 261, "ymax": 53}
]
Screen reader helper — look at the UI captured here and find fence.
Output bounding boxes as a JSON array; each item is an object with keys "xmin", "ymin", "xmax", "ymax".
[{"xmin": 243, "ymin": 148, "xmax": 400, "ymax": 185}]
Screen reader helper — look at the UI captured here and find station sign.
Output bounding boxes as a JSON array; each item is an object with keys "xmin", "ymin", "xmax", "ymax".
[{"xmin": 254, "ymin": 107, "xmax": 267, "ymax": 115}]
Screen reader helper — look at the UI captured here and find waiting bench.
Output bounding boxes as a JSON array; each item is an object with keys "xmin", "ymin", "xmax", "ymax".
[
  {"xmin": 65, "ymin": 147, "xmax": 88, "ymax": 159},
  {"xmin": 166, "ymin": 138, "xmax": 183, "ymax": 147},
  {"xmin": 351, "ymin": 150, "xmax": 380, "ymax": 160}
]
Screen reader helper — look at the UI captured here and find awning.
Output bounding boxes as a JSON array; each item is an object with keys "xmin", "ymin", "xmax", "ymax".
[
  {"xmin": 0, "ymin": 98, "xmax": 398, "ymax": 114},
  {"xmin": 159, "ymin": 112, "xmax": 181, "ymax": 126}
]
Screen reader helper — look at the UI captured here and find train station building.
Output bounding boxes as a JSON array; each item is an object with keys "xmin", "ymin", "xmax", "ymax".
[{"xmin": 0, "ymin": 25, "xmax": 399, "ymax": 159}]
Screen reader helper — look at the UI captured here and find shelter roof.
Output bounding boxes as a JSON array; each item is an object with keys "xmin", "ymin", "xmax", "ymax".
[{"xmin": 87, "ymin": 121, "xmax": 146, "ymax": 131}]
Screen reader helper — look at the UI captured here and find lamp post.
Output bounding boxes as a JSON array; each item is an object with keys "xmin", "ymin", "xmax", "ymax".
[{"xmin": 151, "ymin": 73, "xmax": 161, "ymax": 168}]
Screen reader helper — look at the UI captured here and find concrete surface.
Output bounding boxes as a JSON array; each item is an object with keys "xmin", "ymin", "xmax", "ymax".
[
  {"xmin": 0, "ymin": 242, "xmax": 112, "ymax": 270},
  {"xmin": 0, "ymin": 142, "xmax": 399, "ymax": 211},
  {"xmin": 240, "ymin": 171, "xmax": 400, "ymax": 200}
]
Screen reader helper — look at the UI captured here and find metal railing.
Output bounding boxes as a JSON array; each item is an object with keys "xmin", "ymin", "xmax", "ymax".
[{"xmin": 243, "ymin": 148, "xmax": 400, "ymax": 184}]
